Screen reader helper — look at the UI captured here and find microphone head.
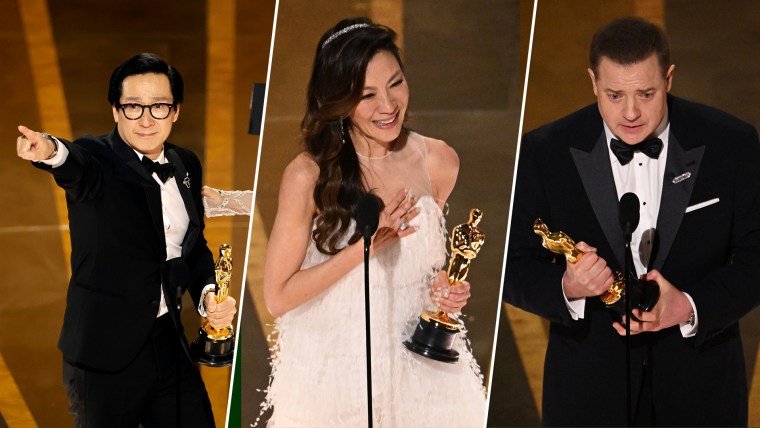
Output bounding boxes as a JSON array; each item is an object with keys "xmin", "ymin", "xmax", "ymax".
[
  {"xmin": 356, "ymin": 193, "xmax": 381, "ymax": 238},
  {"xmin": 619, "ymin": 192, "xmax": 640, "ymax": 235}
]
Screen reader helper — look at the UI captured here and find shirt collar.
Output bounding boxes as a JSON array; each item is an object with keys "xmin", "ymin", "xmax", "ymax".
[{"xmin": 135, "ymin": 149, "xmax": 166, "ymax": 164}]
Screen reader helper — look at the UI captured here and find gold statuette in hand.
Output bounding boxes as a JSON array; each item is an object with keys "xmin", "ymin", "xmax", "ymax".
[
  {"xmin": 433, "ymin": 208, "xmax": 486, "ymax": 325},
  {"xmin": 533, "ymin": 218, "xmax": 623, "ymax": 305}
]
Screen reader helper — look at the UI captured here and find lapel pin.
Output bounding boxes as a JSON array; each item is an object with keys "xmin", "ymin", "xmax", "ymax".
[
  {"xmin": 672, "ymin": 172, "xmax": 691, "ymax": 184},
  {"xmin": 183, "ymin": 173, "xmax": 191, "ymax": 189}
]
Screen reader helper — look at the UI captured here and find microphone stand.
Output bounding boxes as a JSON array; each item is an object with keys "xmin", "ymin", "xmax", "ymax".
[
  {"xmin": 363, "ymin": 226, "xmax": 373, "ymax": 428},
  {"xmin": 618, "ymin": 192, "xmax": 639, "ymax": 427},
  {"xmin": 356, "ymin": 194, "xmax": 379, "ymax": 427},
  {"xmin": 176, "ymin": 286, "xmax": 183, "ymax": 428},
  {"xmin": 624, "ymin": 237, "xmax": 632, "ymax": 427}
]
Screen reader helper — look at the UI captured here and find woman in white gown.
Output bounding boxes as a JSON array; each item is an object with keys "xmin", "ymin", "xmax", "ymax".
[{"xmin": 260, "ymin": 17, "xmax": 486, "ymax": 427}]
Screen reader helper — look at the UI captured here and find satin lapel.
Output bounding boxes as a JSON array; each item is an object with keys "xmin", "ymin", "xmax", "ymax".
[
  {"xmin": 165, "ymin": 147, "xmax": 200, "ymax": 258},
  {"xmin": 108, "ymin": 129, "xmax": 165, "ymax": 245},
  {"xmin": 571, "ymin": 132, "xmax": 625, "ymax": 268},
  {"xmin": 652, "ymin": 133, "xmax": 704, "ymax": 269}
]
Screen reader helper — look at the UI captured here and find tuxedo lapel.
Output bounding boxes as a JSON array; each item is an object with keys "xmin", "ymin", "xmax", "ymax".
[
  {"xmin": 165, "ymin": 146, "xmax": 200, "ymax": 258},
  {"xmin": 108, "ymin": 129, "xmax": 166, "ymax": 248},
  {"xmin": 571, "ymin": 132, "xmax": 625, "ymax": 268},
  {"xmin": 652, "ymin": 132, "xmax": 704, "ymax": 269},
  {"xmin": 570, "ymin": 132, "xmax": 625, "ymax": 266}
]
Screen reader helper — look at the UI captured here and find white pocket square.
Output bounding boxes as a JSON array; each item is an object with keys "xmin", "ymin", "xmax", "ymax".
[{"xmin": 685, "ymin": 198, "xmax": 719, "ymax": 213}]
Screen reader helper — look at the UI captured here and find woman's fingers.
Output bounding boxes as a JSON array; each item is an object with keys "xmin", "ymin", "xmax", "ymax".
[
  {"xmin": 399, "ymin": 207, "xmax": 420, "ymax": 224},
  {"xmin": 385, "ymin": 189, "xmax": 407, "ymax": 213},
  {"xmin": 378, "ymin": 189, "xmax": 418, "ymax": 232}
]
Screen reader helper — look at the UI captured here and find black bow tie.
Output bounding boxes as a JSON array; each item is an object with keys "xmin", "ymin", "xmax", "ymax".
[
  {"xmin": 140, "ymin": 156, "xmax": 176, "ymax": 183},
  {"xmin": 609, "ymin": 137, "xmax": 664, "ymax": 165}
]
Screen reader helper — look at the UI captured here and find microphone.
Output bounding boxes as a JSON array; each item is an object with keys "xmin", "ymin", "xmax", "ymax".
[
  {"xmin": 161, "ymin": 258, "xmax": 189, "ymax": 311},
  {"xmin": 618, "ymin": 192, "xmax": 640, "ymax": 239},
  {"xmin": 356, "ymin": 194, "xmax": 380, "ymax": 240}
]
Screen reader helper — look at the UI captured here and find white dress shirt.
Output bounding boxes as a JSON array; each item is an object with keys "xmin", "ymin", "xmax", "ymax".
[{"xmin": 137, "ymin": 150, "xmax": 188, "ymax": 317}]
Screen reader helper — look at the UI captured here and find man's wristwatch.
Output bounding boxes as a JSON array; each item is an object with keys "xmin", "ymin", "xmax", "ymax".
[
  {"xmin": 43, "ymin": 133, "xmax": 59, "ymax": 160},
  {"xmin": 686, "ymin": 310, "xmax": 696, "ymax": 327},
  {"xmin": 201, "ymin": 287, "xmax": 215, "ymax": 312}
]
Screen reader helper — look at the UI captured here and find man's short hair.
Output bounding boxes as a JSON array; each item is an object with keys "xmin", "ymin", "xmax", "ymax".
[
  {"xmin": 589, "ymin": 17, "xmax": 670, "ymax": 77},
  {"xmin": 107, "ymin": 53, "xmax": 184, "ymax": 105}
]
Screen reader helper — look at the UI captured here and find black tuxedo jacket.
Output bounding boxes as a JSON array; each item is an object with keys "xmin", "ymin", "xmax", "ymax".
[
  {"xmin": 35, "ymin": 128, "xmax": 214, "ymax": 372},
  {"xmin": 504, "ymin": 95, "xmax": 760, "ymax": 426}
]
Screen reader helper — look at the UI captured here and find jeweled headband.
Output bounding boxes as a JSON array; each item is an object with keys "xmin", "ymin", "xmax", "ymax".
[{"xmin": 321, "ymin": 23, "xmax": 371, "ymax": 49}]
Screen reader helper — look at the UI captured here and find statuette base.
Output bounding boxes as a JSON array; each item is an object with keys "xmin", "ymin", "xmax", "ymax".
[
  {"xmin": 403, "ymin": 312, "xmax": 460, "ymax": 364},
  {"xmin": 190, "ymin": 324, "xmax": 235, "ymax": 367}
]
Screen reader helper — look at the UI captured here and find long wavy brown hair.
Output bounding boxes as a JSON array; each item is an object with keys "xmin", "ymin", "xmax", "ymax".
[{"xmin": 303, "ymin": 17, "xmax": 407, "ymax": 254}]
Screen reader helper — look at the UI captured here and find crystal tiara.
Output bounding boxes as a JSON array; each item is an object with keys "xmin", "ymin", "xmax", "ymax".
[{"xmin": 321, "ymin": 23, "xmax": 371, "ymax": 49}]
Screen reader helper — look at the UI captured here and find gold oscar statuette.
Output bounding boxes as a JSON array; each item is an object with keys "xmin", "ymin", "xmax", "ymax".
[
  {"xmin": 190, "ymin": 244, "xmax": 235, "ymax": 367},
  {"xmin": 533, "ymin": 218, "xmax": 659, "ymax": 314},
  {"xmin": 403, "ymin": 208, "xmax": 485, "ymax": 363}
]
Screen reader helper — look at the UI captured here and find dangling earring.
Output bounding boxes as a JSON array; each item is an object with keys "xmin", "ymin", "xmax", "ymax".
[{"xmin": 340, "ymin": 119, "xmax": 347, "ymax": 145}]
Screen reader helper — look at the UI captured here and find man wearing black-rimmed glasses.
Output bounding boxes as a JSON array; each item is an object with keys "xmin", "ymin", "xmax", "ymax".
[{"xmin": 16, "ymin": 53, "xmax": 236, "ymax": 427}]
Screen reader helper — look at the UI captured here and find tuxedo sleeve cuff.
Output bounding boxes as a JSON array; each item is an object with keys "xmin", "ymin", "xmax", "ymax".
[{"xmin": 562, "ymin": 277, "xmax": 586, "ymax": 320}]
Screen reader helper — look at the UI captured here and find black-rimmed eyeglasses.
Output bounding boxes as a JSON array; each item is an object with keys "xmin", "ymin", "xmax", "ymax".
[{"xmin": 116, "ymin": 103, "xmax": 175, "ymax": 120}]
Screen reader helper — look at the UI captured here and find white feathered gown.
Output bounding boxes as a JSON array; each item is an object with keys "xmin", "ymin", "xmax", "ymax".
[{"xmin": 261, "ymin": 133, "xmax": 486, "ymax": 427}]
